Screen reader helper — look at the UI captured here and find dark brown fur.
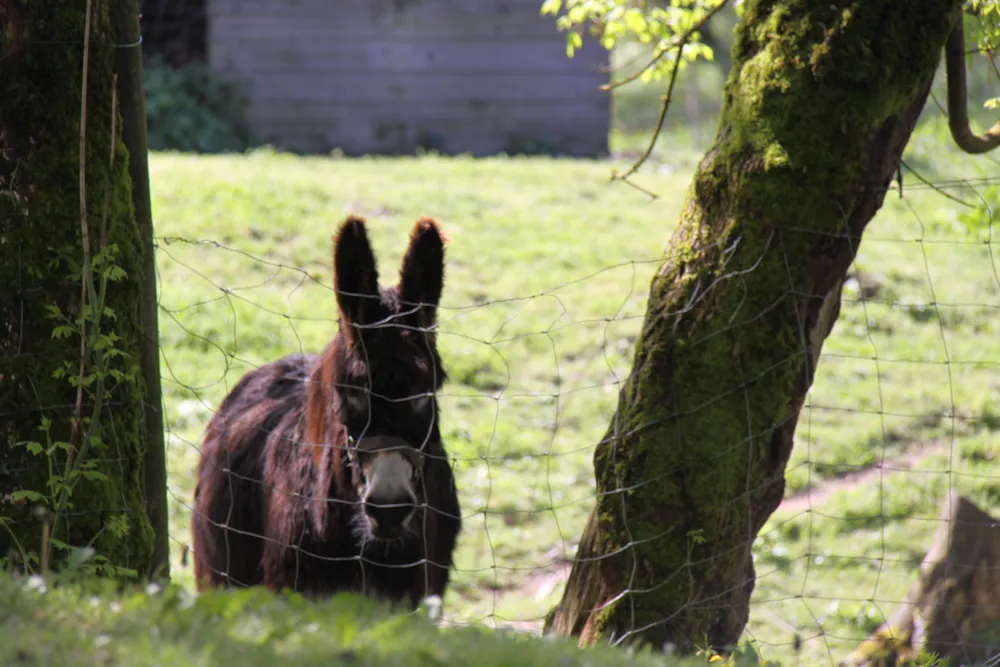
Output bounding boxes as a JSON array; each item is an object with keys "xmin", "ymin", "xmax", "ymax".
[{"xmin": 192, "ymin": 216, "xmax": 462, "ymax": 608}]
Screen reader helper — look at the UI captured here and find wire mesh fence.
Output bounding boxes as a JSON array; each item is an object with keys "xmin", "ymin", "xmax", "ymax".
[
  {"xmin": 3, "ymin": 2, "xmax": 1000, "ymax": 666},
  {"xmin": 142, "ymin": 4, "xmax": 1000, "ymax": 662},
  {"xmin": 152, "ymin": 112, "xmax": 1000, "ymax": 666}
]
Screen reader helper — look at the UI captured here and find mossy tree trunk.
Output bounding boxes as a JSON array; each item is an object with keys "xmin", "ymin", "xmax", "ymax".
[
  {"xmin": 112, "ymin": 0, "xmax": 171, "ymax": 581},
  {"xmin": 0, "ymin": 2, "xmax": 155, "ymax": 576},
  {"xmin": 546, "ymin": 0, "xmax": 963, "ymax": 653}
]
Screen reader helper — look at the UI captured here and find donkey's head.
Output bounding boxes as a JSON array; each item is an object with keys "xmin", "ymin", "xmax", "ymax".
[{"xmin": 332, "ymin": 216, "xmax": 447, "ymax": 542}]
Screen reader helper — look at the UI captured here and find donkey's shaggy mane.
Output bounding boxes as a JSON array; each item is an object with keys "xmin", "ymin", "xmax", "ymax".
[{"xmin": 192, "ymin": 216, "xmax": 462, "ymax": 608}]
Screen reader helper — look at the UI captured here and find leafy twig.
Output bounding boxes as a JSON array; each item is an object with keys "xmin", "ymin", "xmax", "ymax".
[{"xmin": 602, "ymin": 0, "xmax": 729, "ymax": 92}]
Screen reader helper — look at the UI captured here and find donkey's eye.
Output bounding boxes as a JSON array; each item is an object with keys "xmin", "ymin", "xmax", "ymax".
[
  {"xmin": 411, "ymin": 394, "xmax": 432, "ymax": 414},
  {"xmin": 344, "ymin": 391, "xmax": 369, "ymax": 416}
]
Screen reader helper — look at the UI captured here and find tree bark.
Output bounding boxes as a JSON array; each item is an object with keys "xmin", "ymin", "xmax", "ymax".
[
  {"xmin": 112, "ymin": 0, "xmax": 170, "ymax": 582},
  {"xmin": 547, "ymin": 0, "xmax": 963, "ymax": 653},
  {"xmin": 0, "ymin": 2, "xmax": 155, "ymax": 576}
]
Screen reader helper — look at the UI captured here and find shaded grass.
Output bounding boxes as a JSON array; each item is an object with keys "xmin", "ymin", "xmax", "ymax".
[
  {"xmin": 152, "ymin": 118, "xmax": 1000, "ymax": 666},
  {"xmin": 0, "ymin": 574, "xmax": 711, "ymax": 667}
]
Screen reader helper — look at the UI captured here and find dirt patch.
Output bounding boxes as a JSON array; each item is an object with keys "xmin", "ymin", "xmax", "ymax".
[
  {"xmin": 777, "ymin": 441, "xmax": 947, "ymax": 515},
  {"xmin": 519, "ymin": 560, "xmax": 573, "ymax": 601},
  {"xmin": 476, "ymin": 442, "xmax": 949, "ymax": 635}
]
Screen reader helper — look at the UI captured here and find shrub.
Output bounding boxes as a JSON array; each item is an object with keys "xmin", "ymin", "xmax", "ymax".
[
  {"xmin": 143, "ymin": 55, "xmax": 256, "ymax": 153},
  {"xmin": 0, "ymin": 570, "xmax": 774, "ymax": 667}
]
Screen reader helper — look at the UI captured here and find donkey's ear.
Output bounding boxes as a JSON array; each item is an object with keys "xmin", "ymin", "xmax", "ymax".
[
  {"xmin": 334, "ymin": 216, "xmax": 380, "ymax": 340},
  {"xmin": 399, "ymin": 217, "xmax": 445, "ymax": 329}
]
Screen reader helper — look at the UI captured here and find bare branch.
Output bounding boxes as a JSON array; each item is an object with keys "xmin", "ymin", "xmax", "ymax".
[
  {"xmin": 946, "ymin": 20, "xmax": 1000, "ymax": 155},
  {"xmin": 900, "ymin": 160, "xmax": 976, "ymax": 209},
  {"xmin": 611, "ymin": 33, "xmax": 689, "ymax": 183}
]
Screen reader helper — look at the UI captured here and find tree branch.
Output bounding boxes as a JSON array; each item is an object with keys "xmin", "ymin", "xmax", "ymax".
[
  {"xmin": 945, "ymin": 19, "xmax": 1000, "ymax": 154},
  {"xmin": 611, "ymin": 32, "xmax": 689, "ymax": 183}
]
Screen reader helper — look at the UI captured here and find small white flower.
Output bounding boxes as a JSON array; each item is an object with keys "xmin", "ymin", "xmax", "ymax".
[
  {"xmin": 419, "ymin": 595, "xmax": 443, "ymax": 623},
  {"xmin": 26, "ymin": 575, "xmax": 46, "ymax": 593}
]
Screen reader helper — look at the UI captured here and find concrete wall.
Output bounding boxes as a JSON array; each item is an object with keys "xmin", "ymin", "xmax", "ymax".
[{"xmin": 207, "ymin": 0, "xmax": 610, "ymax": 157}]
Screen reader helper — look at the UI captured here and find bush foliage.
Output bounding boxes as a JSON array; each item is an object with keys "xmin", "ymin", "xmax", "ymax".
[
  {"xmin": 0, "ymin": 572, "xmax": 766, "ymax": 667},
  {"xmin": 144, "ymin": 56, "xmax": 256, "ymax": 154}
]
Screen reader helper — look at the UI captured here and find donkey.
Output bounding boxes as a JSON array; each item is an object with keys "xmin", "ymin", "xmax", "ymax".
[{"xmin": 191, "ymin": 216, "xmax": 462, "ymax": 609}]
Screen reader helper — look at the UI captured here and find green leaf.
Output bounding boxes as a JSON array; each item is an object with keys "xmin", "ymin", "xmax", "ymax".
[
  {"xmin": 958, "ymin": 185, "xmax": 999, "ymax": 232},
  {"xmin": 48, "ymin": 537, "xmax": 73, "ymax": 551},
  {"xmin": 540, "ymin": 0, "xmax": 562, "ymax": 16},
  {"xmin": 624, "ymin": 8, "xmax": 648, "ymax": 36},
  {"xmin": 48, "ymin": 440, "xmax": 73, "ymax": 455},
  {"xmin": 81, "ymin": 469, "xmax": 110, "ymax": 483},
  {"xmin": 13, "ymin": 439, "xmax": 45, "ymax": 456},
  {"xmin": 566, "ymin": 4, "xmax": 587, "ymax": 24},
  {"xmin": 567, "ymin": 31, "xmax": 583, "ymax": 57},
  {"xmin": 63, "ymin": 546, "xmax": 97, "ymax": 572},
  {"xmin": 11, "ymin": 490, "xmax": 46, "ymax": 503},
  {"xmin": 51, "ymin": 325, "xmax": 76, "ymax": 339}
]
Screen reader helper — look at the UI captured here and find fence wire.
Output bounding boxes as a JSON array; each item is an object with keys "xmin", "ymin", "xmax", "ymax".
[
  {"xmin": 151, "ymin": 127, "xmax": 1000, "ymax": 667},
  {"xmin": 3, "ymin": 4, "xmax": 1000, "ymax": 667}
]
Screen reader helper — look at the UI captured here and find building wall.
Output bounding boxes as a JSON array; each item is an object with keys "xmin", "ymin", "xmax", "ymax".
[{"xmin": 207, "ymin": 0, "xmax": 609, "ymax": 157}]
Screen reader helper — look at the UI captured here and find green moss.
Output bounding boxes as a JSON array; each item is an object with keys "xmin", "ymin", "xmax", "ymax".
[
  {"xmin": 0, "ymin": 3, "xmax": 154, "ymax": 575},
  {"xmin": 581, "ymin": 0, "xmax": 962, "ymax": 652}
]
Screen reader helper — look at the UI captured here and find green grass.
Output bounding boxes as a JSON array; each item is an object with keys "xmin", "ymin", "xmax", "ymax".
[
  {"xmin": 151, "ymin": 106, "xmax": 1000, "ymax": 667},
  {"xmin": 0, "ymin": 574, "xmax": 719, "ymax": 667},
  {"xmin": 154, "ymin": 148, "xmax": 697, "ymax": 627},
  {"xmin": 750, "ymin": 435, "xmax": 1000, "ymax": 664}
]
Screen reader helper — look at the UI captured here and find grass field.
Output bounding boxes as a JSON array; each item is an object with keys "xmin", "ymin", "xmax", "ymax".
[
  {"xmin": 0, "ymin": 575, "xmax": 723, "ymax": 667},
  {"xmin": 151, "ymin": 106, "xmax": 1000, "ymax": 666}
]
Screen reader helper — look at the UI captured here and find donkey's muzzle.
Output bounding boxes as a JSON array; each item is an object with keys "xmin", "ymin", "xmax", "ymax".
[
  {"xmin": 364, "ymin": 495, "xmax": 416, "ymax": 538},
  {"xmin": 354, "ymin": 435, "xmax": 424, "ymax": 468},
  {"xmin": 354, "ymin": 435, "xmax": 423, "ymax": 538}
]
